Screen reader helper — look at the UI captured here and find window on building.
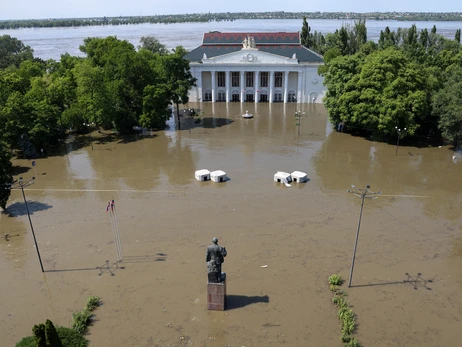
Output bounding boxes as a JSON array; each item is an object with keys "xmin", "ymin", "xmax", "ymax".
[
  {"xmin": 217, "ymin": 72, "xmax": 225, "ymax": 87},
  {"xmin": 204, "ymin": 89, "xmax": 212, "ymax": 101},
  {"xmin": 288, "ymin": 90, "xmax": 296, "ymax": 102},
  {"xmin": 231, "ymin": 72, "xmax": 240, "ymax": 87},
  {"xmin": 246, "ymin": 72, "xmax": 254, "ymax": 88},
  {"xmin": 217, "ymin": 90, "xmax": 226, "ymax": 102},
  {"xmin": 274, "ymin": 90, "xmax": 282, "ymax": 102},
  {"xmin": 260, "ymin": 72, "xmax": 268, "ymax": 88},
  {"xmin": 275, "ymin": 72, "xmax": 283, "ymax": 88}
]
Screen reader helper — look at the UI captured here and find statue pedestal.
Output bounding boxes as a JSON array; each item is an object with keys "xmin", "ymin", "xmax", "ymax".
[{"xmin": 207, "ymin": 277, "xmax": 226, "ymax": 311}]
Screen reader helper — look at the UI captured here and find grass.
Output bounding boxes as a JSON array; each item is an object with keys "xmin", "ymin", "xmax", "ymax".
[{"xmin": 328, "ymin": 274, "xmax": 363, "ymax": 347}]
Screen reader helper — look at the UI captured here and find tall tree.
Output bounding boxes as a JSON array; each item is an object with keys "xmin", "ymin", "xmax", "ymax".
[
  {"xmin": 301, "ymin": 17, "xmax": 311, "ymax": 47},
  {"xmin": 45, "ymin": 320, "xmax": 63, "ymax": 347},
  {"xmin": 455, "ymin": 29, "xmax": 461, "ymax": 44},
  {"xmin": 0, "ymin": 35, "xmax": 34, "ymax": 68},
  {"xmin": 433, "ymin": 66, "xmax": 462, "ymax": 148},
  {"xmin": 0, "ymin": 141, "xmax": 13, "ymax": 211}
]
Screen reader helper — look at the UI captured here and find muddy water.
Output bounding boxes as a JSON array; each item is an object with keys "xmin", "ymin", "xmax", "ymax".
[{"xmin": 1, "ymin": 103, "xmax": 461, "ymax": 347}]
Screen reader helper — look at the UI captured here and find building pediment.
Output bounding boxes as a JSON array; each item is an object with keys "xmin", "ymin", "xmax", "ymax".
[{"xmin": 202, "ymin": 49, "xmax": 298, "ymax": 65}]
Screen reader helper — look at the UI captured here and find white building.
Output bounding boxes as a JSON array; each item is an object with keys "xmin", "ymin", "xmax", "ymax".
[{"xmin": 184, "ymin": 32, "xmax": 326, "ymax": 104}]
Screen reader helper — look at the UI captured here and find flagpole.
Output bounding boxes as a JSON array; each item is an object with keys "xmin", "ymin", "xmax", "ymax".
[
  {"xmin": 111, "ymin": 199, "xmax": 123, "ymax": 262},
  {"xmin": 108, "ymin": 202, "xmax": 120, "ymax": 262}
]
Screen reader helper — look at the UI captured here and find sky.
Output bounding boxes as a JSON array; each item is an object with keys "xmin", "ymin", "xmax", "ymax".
[{"xmin": 1, "ymin": 0, "xmax": 460, "ymax": 20}]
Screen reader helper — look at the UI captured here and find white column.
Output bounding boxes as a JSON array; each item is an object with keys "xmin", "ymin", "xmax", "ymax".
[
  {"xmin": 255, "ymin": 71, "xmax": 259, "ymax": 103},
  {"xmin": 226, "ymin": 70, "xmax": 230, "ymax": 102},
  {"xmin": 240, "ymin": 71, "xmax": 245, "ymax": 103},
  {"xmin": 269, "ymin": 71, "xmax": 274, "ymax": 103},
  {"xmin": 283, "ymin": 71, "xmax": 289, "ymax": 103},
  {"xmin": 197, "ymin": 70, "xmax": 202, "ymax": 102},
  {"xmin": 211, "ymin": 71, "xmax": 216, "ymax": 103},
  {"xmin": 297, "ymin": 70, "xmax": 302, "ymax": 104}
]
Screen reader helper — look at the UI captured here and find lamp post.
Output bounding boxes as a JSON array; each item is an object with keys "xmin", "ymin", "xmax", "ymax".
[
  {"xmin": 346, "ymin": 184, "xmax": 382, "ymax": 287},
  {"xmin": 294, "ymin": 111, "xmax": 305, "ymax": 136},
  {"xmin": 395, "ymin": 126, "xmax": 407, "ymax": 155},
  {"xmin": 4, "ymin": 176, "xmax": 44, "ymax": 272},
  {"xmin": 83, "ymin": 122, "xmax": 95, "ymax": 150}
]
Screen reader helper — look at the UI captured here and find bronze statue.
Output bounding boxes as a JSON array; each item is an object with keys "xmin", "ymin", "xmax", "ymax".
[{"xmin": 206, "ymin": 237, "xmax": 227, "ymax": 283}]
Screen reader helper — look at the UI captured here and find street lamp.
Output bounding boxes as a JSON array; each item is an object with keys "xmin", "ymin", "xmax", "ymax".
[
  {"xmin": 395, "ymin": 126, "xmax": 407, "ymax": 155},
  {"xmin": 83, "ymin": 122, "xmax": 95, "ymax": 150},
  {"xmin": 4, "ymin": 176, "xmax": 44, "ymax": 272},
  {"xmin": 294, "ymin": 111, "xmax": 306, "ymax": 136},
  {"xmin": 346, "ymin": 184, "xmax": 382, "ymax": 287}
]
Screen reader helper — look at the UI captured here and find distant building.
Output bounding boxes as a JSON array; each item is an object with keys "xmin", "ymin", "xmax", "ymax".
[{"xmin": 184, "ymin": 32, "xmax": 326, "ymax": 104}]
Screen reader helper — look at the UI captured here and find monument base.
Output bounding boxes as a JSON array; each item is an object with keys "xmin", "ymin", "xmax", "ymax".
[{"xmin": 207, "ymin": 276, "xmax": 226, "ymax": 311}]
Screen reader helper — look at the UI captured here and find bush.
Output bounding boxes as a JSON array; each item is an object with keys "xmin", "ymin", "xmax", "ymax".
[
  {"xmin": 86, "ymin": 296, "xmax": 100, "ymax": 311},
  {"xmin": 71, "ymin": 309, "xmax": 92, "ymax": 334},
  {"xmin": 16, "ymin": 327, "xmax": 88, "ymax": 347},
  {"xmin": 328, "ymin": 274, "xmax": 344, "ymax": 286},
  {"xmin": 32, "ymin": 324, "xmax": 46, "ymax": 347}
]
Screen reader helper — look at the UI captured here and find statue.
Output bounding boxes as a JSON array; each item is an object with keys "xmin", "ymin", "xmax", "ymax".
[
  {"xmin": 206, "ymin": 237, "xmax": 227, "ymax": 283},
  {"xmin": 250, "ymin": 36, "xmax": 256, "ymax": 48},
  {"xmin": 242, "ymin": 36, "xmax": 249, "ymax": 48}
]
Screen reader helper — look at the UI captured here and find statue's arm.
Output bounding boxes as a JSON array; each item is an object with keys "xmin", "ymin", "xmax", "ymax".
[{"xmin": 206, "ymin": 248, "xmax": 211, "ymax": 262}]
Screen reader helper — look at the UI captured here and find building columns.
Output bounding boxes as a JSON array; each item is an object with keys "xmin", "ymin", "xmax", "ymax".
[
  {"xmin": 269, "ymin": 71, "xmax": 274, "ymax": 103},
  {"xmin": 211, "ymin": 71, "xmax": 216, "ymax": 103},
  {"xmin": 197, "ymin": 71, "xmax": 202, "ymax": 102},
  {"xmin": 297, "ymin": 70, "xmax": 302, "ymax": 104},
  {"xmin": 283, "ymin": 71, "xmax": 289, "ymax": 103},
  {"xmin": 240, "ymin": 71, "xmax": 245, "ymax": 103},
  {"xmin": 226, "ymin": 71, "xmax": 230, "ymax": 102},
  {"xmin": 255, "ymin": 71, "xmax": 260, "ymax": 103}
]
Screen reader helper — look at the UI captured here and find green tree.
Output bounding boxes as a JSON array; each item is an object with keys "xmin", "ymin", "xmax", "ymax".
[
  {"xmin": 158, "ymin": 46, "xmax": 196, "ymax": 130},
  {"xmin": 32, "ymin": 324, "xmax": 46, "ymax": 347},
  {"xmin": 455, "ymin": 29, "xmax": 461, "ymax": 44},
  {"xmin": 301, "ymin": 17, "xmax": 311, "ymax": 47},
  {"xmin": 433, "ymin": 66, "xmax": 462, "ymax": 148},
  {"xmin": 0, "ymin": 35, "xmax": 34, "ymax": 68},
  {"xmin": 0, "ymin": 141, "xmax": 13, "ymax": 210},
  {"xmin": 45, "ymin": 320, "xmax": 62, "ymax": 347},
  {"xmin": 138, "ymin": 36, "xmax": 168, "ymax": 55}
]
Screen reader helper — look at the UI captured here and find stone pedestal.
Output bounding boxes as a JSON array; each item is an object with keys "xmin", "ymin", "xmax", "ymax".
[{"xmin": 207, "ymin": 277, "xmax": 226, "ymax": 311}]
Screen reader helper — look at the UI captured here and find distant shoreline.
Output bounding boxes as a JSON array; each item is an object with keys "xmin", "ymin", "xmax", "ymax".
[{"xmin": 1, "ymin": 12, "xmax": 462, "ymax": 30}]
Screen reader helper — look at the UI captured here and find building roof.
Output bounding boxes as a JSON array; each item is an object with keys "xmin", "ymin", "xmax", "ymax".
[
  {"xmin": 203, "ymin": 32, "xmax": 300, "ymax": 45},
  {"xmin": 184, "ymin": 32, "xmax": 323, "ymax": 64},
  {"xmin": 184, "ymin": 45, "xmax": 323, "ymax": 64}
]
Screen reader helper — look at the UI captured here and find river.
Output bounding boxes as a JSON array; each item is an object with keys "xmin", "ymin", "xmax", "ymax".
[
  {"xmin": 1, "ymin": 102, "xmax": 461, "ymax": 346},
  {"xmin": 1, "ymin": 19, "xmax": 462, "ymax": 60}
]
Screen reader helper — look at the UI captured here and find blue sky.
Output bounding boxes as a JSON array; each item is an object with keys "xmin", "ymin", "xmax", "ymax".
[{"xmin": 0, "ymin": 0, "xmax": 460, "ymax": 20}]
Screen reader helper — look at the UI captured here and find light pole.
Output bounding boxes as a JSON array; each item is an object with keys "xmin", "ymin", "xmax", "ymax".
[
  {"xmin": 346, "ymin": 184, "xmax": 382, "ymax": 287},
  {"xmin": 4, "ymin": 176, "xmax": 44, "ymax": 272},
  {"xmin": 395, "ymin": 126, "xmax": 407, "ymax": 155},
  {"xmin": 294, "ymin": 111, "xmax": 305, "ymax": 136},
  {"xmin": 83, "ymin": 122, "xmax": 95, "ymax": 150}
]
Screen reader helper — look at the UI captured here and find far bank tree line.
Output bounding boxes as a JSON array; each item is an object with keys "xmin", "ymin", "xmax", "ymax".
[
  {"xmin": 301, "ymin": 18, "xmax": 462, "ymax": 148},
  {"xmin": 0, "ymin": 34, "xmax": 195, "ymax": 210}
]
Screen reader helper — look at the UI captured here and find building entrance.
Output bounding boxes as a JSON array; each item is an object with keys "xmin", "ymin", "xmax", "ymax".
[{"xmin": 245, "ymin": 93, "xmax": 254, "ymax": 102}]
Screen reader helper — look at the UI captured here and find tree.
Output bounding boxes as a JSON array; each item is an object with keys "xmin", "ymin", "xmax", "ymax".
[
  {"xmin": 455, "ymin": 29, "xmax": 461, "ymax": 44},
  {"xmin": 301, "ymin": 17, "xmax": 311, "ymax": 47},
  {"xmin": 324, "ymin": 48, "xmax": 428, "ymax": 136},
  {"xmin": 433, "ymin": 66, "xmax": 462, "ymax": 148},
  {"xmin": 158, "ymin": 47, "xmax": 196, "ymax": 130},
  {"xmin": 0, "ymin": 35, "xmax": 34, "ymax": 68},
  {"xmin": 32, "ymin": 324, "xmax": 46, "ymax": 347},
  {"xmin": 139, "ymin": 36, "xmax": 168, "ymax": 55},
  {"xmin": 45, "ymin": 320, "xmax": 63, "ymax": 347},
  {"xmin": 0, "ymin": 142, "xmax": 13, "ymax": 210}
]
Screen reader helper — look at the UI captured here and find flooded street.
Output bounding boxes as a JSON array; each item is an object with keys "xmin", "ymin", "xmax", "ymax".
[{"xmin": 1, "ymin": 103, "xmax": 461, "ymax": 347}]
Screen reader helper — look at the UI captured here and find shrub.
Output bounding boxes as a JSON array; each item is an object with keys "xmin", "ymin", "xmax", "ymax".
[
  {"xmin": 86, "ymin": 296, "xmax": 100, "ymax": 311},
  {"xmin": 344, "ymin": 337, "xmax": 363, "ymax": 347},
  {"xmin": 33, "ymin": 324, "xmax": 46, "ymax": 347},
  {"xmin": 328, "ymin": 274, "xmax": 344, "ymax": 286},
  {"xmin": 16, "ymin": 327, "xmax": 88, "ymax": 347},
  {"xmin": 71, "ymin": 309, "xmax": 92, "ymax": 334},
  {"xmin": 45, "ymin": 319, "xmax": 63, "ymax": 347}
]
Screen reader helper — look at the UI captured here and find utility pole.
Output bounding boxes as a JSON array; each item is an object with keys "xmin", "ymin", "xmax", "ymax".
[
  {"xmin": 395, "ymin": 126, "xmax": 407, "ymax": 155},
  {"xmin": 4, "ymin": 176, "xmax": 44, "ymax": 272},
  {"xmin": 346, "ymin": 184, "xmax": 381, "ymax": 287}
]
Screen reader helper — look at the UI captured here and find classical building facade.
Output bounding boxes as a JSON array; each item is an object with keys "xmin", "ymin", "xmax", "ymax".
[{"xmin": 184, "ymin": 32, "xmax": 326, "ymax": 104}]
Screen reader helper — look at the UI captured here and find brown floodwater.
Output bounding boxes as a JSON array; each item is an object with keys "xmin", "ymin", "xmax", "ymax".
[{"xmin": 1, "ymin": 103, "xmax": 461, "ymax": 347}]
